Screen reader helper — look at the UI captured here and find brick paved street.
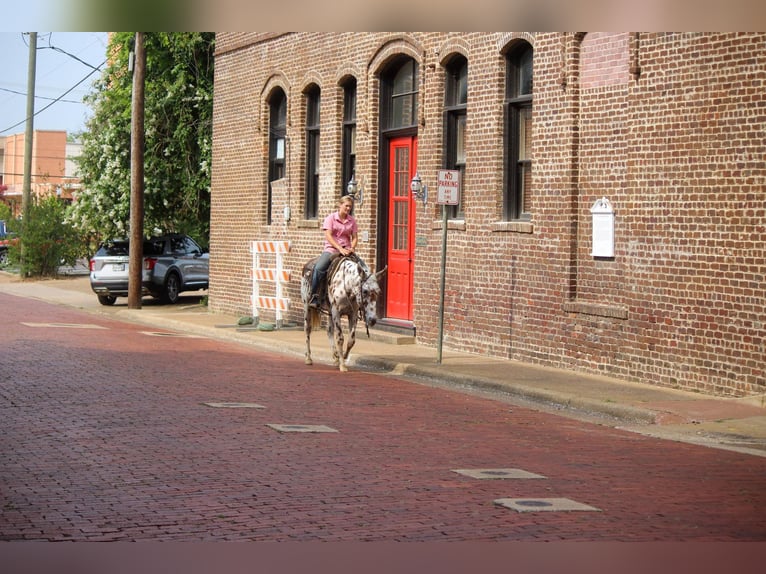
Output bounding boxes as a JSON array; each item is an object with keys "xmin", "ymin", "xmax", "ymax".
[{"xmin": 2, "ymin": 291, "xmax": 766, "ymax": 541}]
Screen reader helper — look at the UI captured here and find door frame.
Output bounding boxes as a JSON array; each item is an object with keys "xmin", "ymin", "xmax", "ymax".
[
  {"xmin": 376, "ymin": 129, "xmax": 418, "ymax": 325},
  {"xmin": 385, "ymin": 135, "xmax": 417, "ymax": 321}
]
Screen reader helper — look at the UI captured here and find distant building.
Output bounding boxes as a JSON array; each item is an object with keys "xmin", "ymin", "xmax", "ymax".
[
  {"xmin": 0, "ymin": 130, "xmax": 81, "ymax": 215},
  {"xmin": 209, "ymin": 33, "xmax": 765, "ymax": 397}
]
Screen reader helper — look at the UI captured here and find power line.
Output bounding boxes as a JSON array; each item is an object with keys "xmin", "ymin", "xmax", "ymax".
[
  {"xmin": 23, "ymin": 32, "xmax": 102, "ymax": 68},
  {"xmin": 0, "ymin": 172, "xmax": 80, "ymax": 179},
  {"xmin": 2, "ymin": 149, "xmax": 82, "ymax": 160},
  {"xmin": 0, "ymin": 86, "xmax": 82, "ymax": 105},
  {"xmin": 40, "ymin": 43, "xmax": 101, "ymax": 72},
  {"xmin": 0, "ymin": 61, "xmax": 105, "ymax": 135}
]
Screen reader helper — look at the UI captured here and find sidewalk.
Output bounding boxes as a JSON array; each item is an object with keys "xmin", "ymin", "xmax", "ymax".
[{"xmin": 2, "ymin": 270, "xmax": 766, "ymax": 457}]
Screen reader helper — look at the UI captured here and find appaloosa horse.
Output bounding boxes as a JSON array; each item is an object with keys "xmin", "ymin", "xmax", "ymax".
[{"xmin": 301, "ymin": 255, "xmax": 386, "ymax": 372}]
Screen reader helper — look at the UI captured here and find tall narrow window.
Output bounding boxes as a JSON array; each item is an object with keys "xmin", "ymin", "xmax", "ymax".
[
  {"xmin": 268, "ymin": 89, "xmax": 287, "ymax": 225},
  {"xmin": 504, "ymin": 42, "xmax": 533, "ymax": 221},
  {"xmin": 390, "ymin": 59, "xmax": 418, "ymax": 130},
  {"xmin": 444, "ymin": 55, "xmax": 467, "ymax": 219},
  {"xmin": 341, "ymin": 79, "xmax": 357, "ymax": 197},
  {"xmin": 305, "ymin": 86, "xmax": 320, "ymax": 219}
]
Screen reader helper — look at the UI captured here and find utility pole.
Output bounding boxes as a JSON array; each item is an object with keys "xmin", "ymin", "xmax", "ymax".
[
  {"xmin": 21, "ymin": 32, "xmax": 37, "ymax": 273},
  {"xmin": 128, "ymin": 32, "xmax": 146, "ymax": 309}
]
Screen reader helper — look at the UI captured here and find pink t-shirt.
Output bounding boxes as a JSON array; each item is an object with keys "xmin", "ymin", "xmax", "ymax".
[{"xmin": 322, "ymin": 211, "xmax": 358, "ymax": 253}]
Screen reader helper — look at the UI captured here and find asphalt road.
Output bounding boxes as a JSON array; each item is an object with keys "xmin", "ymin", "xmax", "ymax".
[{"xmin": 2, "ymin": 290, "xmax": 766, "ymax": 542}]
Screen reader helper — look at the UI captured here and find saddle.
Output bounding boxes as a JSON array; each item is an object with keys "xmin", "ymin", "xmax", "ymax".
[{"xmin": 302, "ymin": 254, "xmax": 364, "ymax": 308}]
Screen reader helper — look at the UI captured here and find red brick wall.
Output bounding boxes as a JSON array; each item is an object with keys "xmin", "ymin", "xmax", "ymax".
[{"xmin": 210, "ymin": 32, "xmax": 765, "ymax": 397}]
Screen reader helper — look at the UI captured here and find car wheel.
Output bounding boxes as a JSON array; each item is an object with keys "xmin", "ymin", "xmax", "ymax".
[
  {"xmin": 0, "ymin": 250, "xmax": 8, "ymax": 266},
  {"xmin": 163, "ymin": 272, "xmax": 181, "ymax": 304},
  {"xmin": 97, "ymin": 294, "xmax": 117, "ymax": 306}
]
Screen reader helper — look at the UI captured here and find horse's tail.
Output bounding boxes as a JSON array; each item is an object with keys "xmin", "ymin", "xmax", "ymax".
[{"xmin": 308, "ymin": 307, "xmax": 322, "ymax": 331}]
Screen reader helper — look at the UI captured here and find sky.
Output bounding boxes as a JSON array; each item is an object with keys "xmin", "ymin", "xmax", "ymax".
[{"xmin": 0, "ymin": 32, "xmax": 108, "ymax": 138}]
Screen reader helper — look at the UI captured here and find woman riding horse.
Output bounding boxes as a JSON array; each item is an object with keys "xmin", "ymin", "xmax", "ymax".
[
  {"xmin": 302, "ymin": 195, "xmax": 385, "ymax": 371},
  {"xmin": 308, "ymin": 195, "xmax": 357, "ymax": 308}
]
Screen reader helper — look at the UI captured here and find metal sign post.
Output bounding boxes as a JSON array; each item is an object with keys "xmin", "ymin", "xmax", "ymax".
[{"xmin": 436, "ymin": 170, "xmax": 460, "ymax": 364}]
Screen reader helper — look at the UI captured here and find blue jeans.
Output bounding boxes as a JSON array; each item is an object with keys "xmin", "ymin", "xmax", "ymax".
[{"xmin": 310, "ymin": 251, "xmax": 334, "ymax": 296}]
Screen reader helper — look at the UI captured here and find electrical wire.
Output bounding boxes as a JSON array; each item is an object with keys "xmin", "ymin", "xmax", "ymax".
[
  {"xmin": 0, "ymin": 86, "xmax": 82, "ymax": 105},
  {"xmin": 40, "ymin": 44, "xmax": 101, "ymax": 72},
  {"xmin": 0, "ymin": 61, "xmax": 105, "ymax": 135},
  {"xmin": 1, "ymin": 32, "xmax": 106, "ymax": 135}
]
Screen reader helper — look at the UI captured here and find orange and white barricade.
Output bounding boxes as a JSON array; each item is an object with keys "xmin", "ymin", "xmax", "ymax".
[{"xmin": 251, "ymin": 240, "xmax": 291, "ymax": 327}]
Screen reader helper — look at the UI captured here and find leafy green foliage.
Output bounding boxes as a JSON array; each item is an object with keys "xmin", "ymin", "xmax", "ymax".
[
  {"xmin": 70, "ymin": 32, "xmax": 214, "ymax": 247},
  {"xmin": 0, "ymin": 202, "xmax": 12, "ymax": 224},
  {"xmin": 8, "ymin": 195, "xmax": 82, "ymax": 277}
]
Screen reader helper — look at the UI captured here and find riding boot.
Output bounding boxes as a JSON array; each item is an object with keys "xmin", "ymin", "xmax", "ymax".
[
  {"xmin": 309, "ymin": 271, "xmax": 322, "ymax": 308},
  {"xmin": 310, "ymin": 252, "xmax": 332, "ymax": 308}
]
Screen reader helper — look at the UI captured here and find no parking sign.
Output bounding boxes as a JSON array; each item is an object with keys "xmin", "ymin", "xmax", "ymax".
[{"xmin": 437, "ymin": 169, "xmax": 460, "ymax": 205}]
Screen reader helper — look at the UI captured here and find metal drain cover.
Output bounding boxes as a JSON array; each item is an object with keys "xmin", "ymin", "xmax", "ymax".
[
  {"xmin": 494, "ymin": 498, "xmax": 601, "ymax": 512},
  {"xmin": 203, "ymin": 402, "xmax": 266, "ymax": 409},
  {"xmin": 452, "ymin": 468, "xmax": 546, "ymax": 480},
  {"xmin": 266, "ymin": 424, "xmax": 338, "ymax": 433}
]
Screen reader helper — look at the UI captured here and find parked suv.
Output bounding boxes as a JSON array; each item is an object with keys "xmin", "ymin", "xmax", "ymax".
[
  {"xmin": 89, "ymin": 234, "xmax": 209, "ymax": 305},
  {"xmin": 0, "ymin": 220, "xmax": 17, "ymax": 266}
]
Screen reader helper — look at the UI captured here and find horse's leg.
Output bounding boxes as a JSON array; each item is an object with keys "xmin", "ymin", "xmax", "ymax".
[
  {"xmin": 331, "ymin": 310, "xmax": 347, "ymax": 372},
  {"xmin": 301, "ymin": 273, "xmax": 315, "ymax": 366},
  {"xmin": 304, "ymin": 303, "xmax": 313, "ymax": 365},
  {"xmin": 327, "ymin": 310, "xmax": 341, "ymax": 367},
  {"xmin": 344, "ymin": 311, "xmax": 357, "ymax": 361}
]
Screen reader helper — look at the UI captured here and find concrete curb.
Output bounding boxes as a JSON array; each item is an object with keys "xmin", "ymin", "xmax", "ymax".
[{"xmin": 353, "ymin": 356, "xmax": 659, "ymax": 425}]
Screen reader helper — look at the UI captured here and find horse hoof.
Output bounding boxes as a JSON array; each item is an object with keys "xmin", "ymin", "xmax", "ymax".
[
  {"xmin": 339, "ymin": 365, "xmax": 348, "ymax": 372},
  {"xmin": 305, "ymin": 358, "xmax": 313, "ymax": 365}
]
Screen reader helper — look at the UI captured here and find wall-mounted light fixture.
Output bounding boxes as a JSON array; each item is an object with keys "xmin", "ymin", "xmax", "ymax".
[
  {"xmin": 410, "ymin": 172, "xmax": 428, "ymax": 205},
  {"xmin": 346, "ymin": 173, "xmax": 364, "ymax": 205}
]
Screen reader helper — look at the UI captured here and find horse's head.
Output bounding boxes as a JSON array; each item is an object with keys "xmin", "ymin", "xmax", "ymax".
[{"xmin": 360, "ymin": 266, "xmax": 386, "ymax": 327}]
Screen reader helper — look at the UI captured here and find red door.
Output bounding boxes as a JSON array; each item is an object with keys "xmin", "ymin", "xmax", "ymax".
[{"xmin": 386, "ymin": 136, "xmax": 417, "ymax": 321}]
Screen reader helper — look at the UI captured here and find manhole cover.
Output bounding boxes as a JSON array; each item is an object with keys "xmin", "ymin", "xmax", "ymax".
[
  {"xmin": 516, "ymin": 500, "xmax": 553, "ymax": 507},
  {"xmin": 266, "ymin": 424, "xmax": 339, "ymax": 433},
  {"xmin": 452, "ymin": 468, "xmax": 546, "ymax": 480},
  {"xmin": 203, "ymin": 402, "xmax": 266, "ymax": 409},
  {"xmin": 494, "ymin": 498, "xmax": 602, "ymax": 513}
]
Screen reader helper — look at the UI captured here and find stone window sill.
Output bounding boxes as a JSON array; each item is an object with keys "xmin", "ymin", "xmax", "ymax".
[
  {"xmin": 562, "ymin": 301, "xmax": 628, "ymax": 320},
  {"xmin": 432, "ymin": 219, "xmax": 466, "ymax": 231},
  {"xmin": 491, "ymin": 221, "xmax": 533, "ymax": 234}
]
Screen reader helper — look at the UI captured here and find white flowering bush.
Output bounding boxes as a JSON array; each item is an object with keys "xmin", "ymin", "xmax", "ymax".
[{"xmin": 72, "ymin": 32, "xmax": 214, "ymax": 248}]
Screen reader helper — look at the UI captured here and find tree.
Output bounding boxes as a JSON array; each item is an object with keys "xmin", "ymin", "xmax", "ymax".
[
  {"xmin": 0, "ymin": 195, "xmax": 11, "ymax": 223},
  {"xmin": 70, "ymin": 33, "xmax": 214, "ymax": 247},
  {"xmin": 8, "ymin": 195, "xmax": 80, "ymax": 277}
]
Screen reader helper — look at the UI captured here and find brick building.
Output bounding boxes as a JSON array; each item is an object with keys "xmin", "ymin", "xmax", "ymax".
[
  {"xmin": 209, "ymin": 32, "xmax": 765, "ymax": 397},
  {"xmin": 0, "ymin": 130, "xmax": 80, "ymax": 214}
]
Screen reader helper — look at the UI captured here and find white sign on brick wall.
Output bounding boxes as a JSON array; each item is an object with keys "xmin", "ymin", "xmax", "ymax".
[
  {"xmin": 590, "ymin": 197, "xmax": 615, "ymax": 258},
  {"xmin": 437, "ymin": 169, "xmax": 460, "ymax": 205}
]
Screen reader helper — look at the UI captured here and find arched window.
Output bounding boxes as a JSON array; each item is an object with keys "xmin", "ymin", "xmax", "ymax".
[
  {"xmin": 504, "ymin": 42, "xmax": 533, "ymax": 221},
  {"xmin": 304, "ymin": 85, "xmax": 320, "ymax": 219},
  {"xmin": 268, "ymin": 88, "xmax": 287, "ymax": 225},
  {"xmin": 444, "ymin": 55, "xmax": 467, "ymax": 219},
  {"xmin": 385, "ymin": 59, "xmax": 418, "ymax": 131},
  {"xmin": 341, "ymin": 78, "xmax": 357, "ymax": 196}
]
